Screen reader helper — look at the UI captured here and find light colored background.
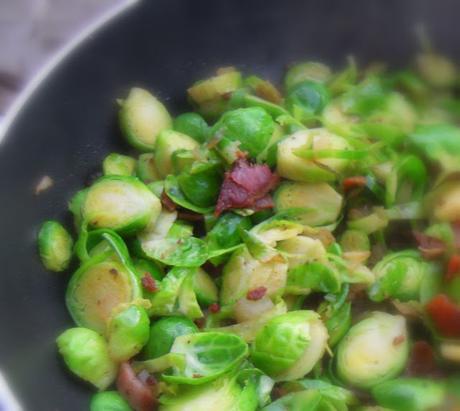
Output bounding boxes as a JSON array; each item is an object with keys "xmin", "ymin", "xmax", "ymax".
[{"xmin": 0, "ymin": 0, "xmax": 120, "ymax": 116}]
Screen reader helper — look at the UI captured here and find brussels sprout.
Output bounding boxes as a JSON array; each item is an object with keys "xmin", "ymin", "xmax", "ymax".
[
  {"xmin": 286, "ymin": 81, "xmax": 330, "ymax": 122},
  {"xmin": 193, "ymin": 268, "xmax": 218, "ymax": 305},
  {"xmin": 143, "ymin": 316, "xmax": 198, "ymax": 360},
  {"xmin": 107, "ymin": 304, "xmax": 150, "ymax": 362},
  {"xmin": 154, "ymin": 130, "xmax": 199, "ymax": 178},
  {"xmin": 274, "ymin": 182, "xmax": 342, "ymax": 227},
  {"xmin": 38, "ymin": 220, "xmax": 73, "ymax": 272},
  {"xmin": 69, "ymin": 188, "xmax": 89, "ymax": 230},
  {"xmin": 173, "ymin": 112, "xmax": 209, "ymax": 143},
  {"xmin": 425, "ymin": 180, "xmax": 460, "ymax": 222},
  {"xmin": 336, "ymin": 312, "xmax": 409, "ymax": 389},
  {"xmin": 339, "ymin": 229, "xmax": 370, "ymax": 253},
  {"xmin": 83, "ymin": 176, "xmax": 161, "ymax": 234},
  {"xmin": 342, "ymin": 76, "xmax": 387, "ymax": 116},
  {"xmin": 371, "ymin": 378, "xmax": 445, "ymax": 411},
  {"xmin": 277, "ymin": 129, "xmax": 351, "ymax": 182},
  {"xmin": 119, "ymin": 87, "xmax": 172, "ymax": 151},
  {"xmin": 251, "ymin": 311, "xmax": 328, "ymax": 381},
  {"xmin": 262, "ymin": 389, "xmax": 322, "ymax": 411},
  {"xmin": 210, "ymin": 107, "xmax": 275, "ymax": 158},
  {"xmin": 278, "ymin": 235, "xmax": 327, "ymax": 269},
  {"xmin": 90, "ymin": 391, "xmax": 132, "ymax": 411},
  {"xmin": 369, "ymin": 251, "xmax": 435, "ymax": 302},
  {"xmin": 286, "ymin": 262, "xmax": 341, "ymax": 295},
  {"xmin": 136, "ymin": 153, "xmax": 161, "ymax": 183},
  {"xmin": 177, "ymin": 161, "xmax": 222, "ymax": 208},
  {"xmin": 66, "ymin": 256, "xmax": 142, "ymax": 334},
  {"xmin": 220, "ymin": 247, "xmax": 288, "ymax": 305},
  {"xmin": 285, "ymin": 61, "xmax": 332, "ymax": 90},
  {"xmin": 159, "ymin": 376, "xmax": 246, "ymax": 411},
  {"xmin": 160, "ymin": 332, "xmax": 248, "ymax": 385},
  {"xmin": 57, "ymin": 327, "xmax": 117, "ymax": 390},
  {"xmin": 188, "ymin": 68, "xmax": 242, "ymax": 106},
  {"xmin": 348, "ymin": 208, "xmax": 388, "ymax": 235},
  {"xmin": 215, "ymin": 299, "xmax": 287, "ymax": 342},
  {"xmin": 102, "ymin": 153, "xmax": 136, "ymax": 177}
]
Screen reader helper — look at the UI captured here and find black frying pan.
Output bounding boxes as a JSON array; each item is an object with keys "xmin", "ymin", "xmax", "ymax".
[{"xmin": 1, "ymin": 0, "xmax": 459, "ymax": 409}]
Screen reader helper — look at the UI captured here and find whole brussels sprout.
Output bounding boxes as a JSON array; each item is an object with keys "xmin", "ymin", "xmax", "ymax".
[
  {"xmin": 336, "ymin": 312, "xmax": 409, "ymax": 389},
  {"xmin": 250, "ymin": 311, "xmax": 328, "ymax": 381},
  {"xmin": 57, "ymin": 327, "xmax": 117, "ymax": 390}
]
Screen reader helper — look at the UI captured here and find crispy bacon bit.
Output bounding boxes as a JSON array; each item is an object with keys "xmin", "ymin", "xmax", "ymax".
[
  {"xmin": 117, "ymin": 362, "xmax": 157, "ymax": 411},
  {"xmin": 209, "ymin": 303, "xmax": 220, "ymax": 313},
  {"xmin": 446, "ymin": 254, "xmax": 460, "ymax": 282},
  {"xmin": 246, "ymin": 286, "xmax": 267, "ymax": 301},
  {"xmin": 407, "ymin": 341, "xmax": 439, "ymax": 377},
  {"xmin": 141, "ymin": 273, "xmax": 158, "ymax": 293},
  {"xmin": 413, "ymin": 231, "xmax": 446, "ymax": 260},
  {"xmin": 393, "ymin": 335, "xmax": 406, "ymax": 346},
  {"xmin": 215, "ymin": 158, "xmax": 279, "ymax": 216},
  {"xmin": 426, "ymin": 294, "xmax": 460, "ymax": 338},
  {"xmin": 342, "ymin": 176, "xmax": 367, "ymax": 192},
  {"xmin": 177, "ymin": 210, "xmax": 204, "ymax": 222},
  {"xmin": 161, "ymin": 190, "xmax": 176, "ymax": 212}
]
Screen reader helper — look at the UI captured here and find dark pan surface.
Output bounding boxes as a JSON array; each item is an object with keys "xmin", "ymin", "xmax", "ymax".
[{"xmin": 1, "ymin": 0, "xmax": 459, "ymax": 409}]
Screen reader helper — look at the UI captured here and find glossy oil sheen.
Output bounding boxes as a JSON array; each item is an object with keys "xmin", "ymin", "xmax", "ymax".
[{"xmin": 0, "ymin": 0, "xmax": 459, "ymax": 409}]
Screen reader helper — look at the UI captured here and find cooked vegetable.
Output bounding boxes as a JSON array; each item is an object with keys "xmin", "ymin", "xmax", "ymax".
[
  {"xmin": 336, "ymin": 312, "xmax": 409, "ymax": 389},
  {"xmin": 82, "ymin": 176, "xmax": 161, "ymax": 234},
  {"xmin": 40, "ymin": 56, "xmax": 460, "ymax": 409},
  {"xmin": 119, "ymin": 87, "xmax": 172, "ymax": 151},
  {"xmin": 371, "ymin": 378, "xmax": 445, "ymax": 411},
  {"xmin": 274, "ymin": 181, "xmax": 342, "ymax": 227},
  {"xmin": 57, "ymin": 327, "xmax": 117, "ymax": 390},
  {"xmin": 38, "ymin": 220, "xmax": 73, "ymax": 272},
  {"xmin": 107, "ymin": 304, "xmax": 150, "ymax": 362},
  {"xmin": 102, "ymin": 153, "xmax": 136, "ymax": 177},
  {"xmin": 143, "ymin": 316, "xmax": 198, "ymax": 360},
  {"xmin": 251, "ymin": 311, "xmax": 328, "ymax": 381},
  {"xmin": 66, "ymin": 255, "xmax": 141, "ymax": 334},
  {"xmin": 90, "ymin": 391, "xmax": 132, "ymax": 411}
]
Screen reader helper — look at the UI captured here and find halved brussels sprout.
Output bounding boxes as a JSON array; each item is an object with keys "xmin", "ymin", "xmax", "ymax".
[
  {"xmin": 285, "ymin": 80, "xmax": 330, "ymax": 123},
  {"xmin": 278, "ymin": 235, "xmax": 327, "ymax": 269},
  {"xmin": 161, "ymin": 332, "xmax": 248, "ymax": 385},
  {"xmin": 251, "ymin": 311, "xmax": 328, "ymax": 381},
  {"xmin": 38, "ymin": 220, "xmax": 73, "ymax": 272},
  {"xmin": 119, "ymin": 87, "xmax": 172, "ymax": 151},
  {"xmin": 284, "ymin": 61, "xmax": 332, "ymax": 90},
  {"xmin": 143, "ymin": 316, "xmax": 198, "ymax": 360},
  {"xmin": 173, "ymin": 112, "xmax": 209, "ymax": 143},
  {"xmin": 154, "ymin": 130, "xmax": 199, "ymax": 178},
  {"xmin": 57, "ymin": 327, "xmax": 117, "ymax": 390},
  {"xmin": 336, "ymin": 312, "xmax": 409, "ymax": 389},
  {"xmin": 211, "ymin": 107, "xmax": 275, "ymax": 158},
  {"xmin": 274, "ymin": 181, "xmax": 342, "ymax": 227},
  {"xmin": 159, "ymin": 376, "xmax": 246, "ymax": 411},
  {"xmin": 369, "ymin": 250, "xmax": 435, "ymax": 302},
  {"xmin": 83, "ymin": 176, "xmax": 161, "ymax": 234},
  {"xmin": 286, "ymin": 261, "xmax": 341, "ymax": 295},
  {"xmin": 277, "ymin": 128, "xmax": 351, "ymax": 182},
  {"xmin": 66, "ymin": 256, "xmax": 142, "ymax": 334},
  {"xmin": 102, "ymin": 153, "xmax": 136, "ymax": 177},
  {"xmin": 69, "ymin": 188, "xmax": 89, "ymax": 231},
  {"xmin": 193, "ymin": 268, "xmax": 218, "ymax": 306},
  {"xmin": 340, "ymin": 229, "xmax": 370, "ymax": 253},
  {"xmin": 136, "ymin": 153, "xmax": 161, "ymax": 183},
  {"xmin": 90, "ymin": 391, "xmax": 132, "ymax": 411},
  {"xmin": 262, "ymin": 390, "xmax": 322, "ymax": 411},
  {"xmin": 107, "ymin": 304, "xmax": 150, "ymax": 362},
  {"xmin": 220, "ymin": 247, "xmax": 288, "ymax": 305},
  {"xmin": 371, "ymin": 378, "xmax": 445, "ymax": 411}
]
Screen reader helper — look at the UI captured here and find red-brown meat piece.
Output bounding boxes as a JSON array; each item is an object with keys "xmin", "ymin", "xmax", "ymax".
[{"xmin": 215, "ymin": 158, "xmax": 279, "ymax": 216}]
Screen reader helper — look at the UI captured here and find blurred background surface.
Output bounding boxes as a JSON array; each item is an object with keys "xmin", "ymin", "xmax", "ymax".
[{"xmin": 0, "ymin": 0, "xmax": 121, "ymax": 118}]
